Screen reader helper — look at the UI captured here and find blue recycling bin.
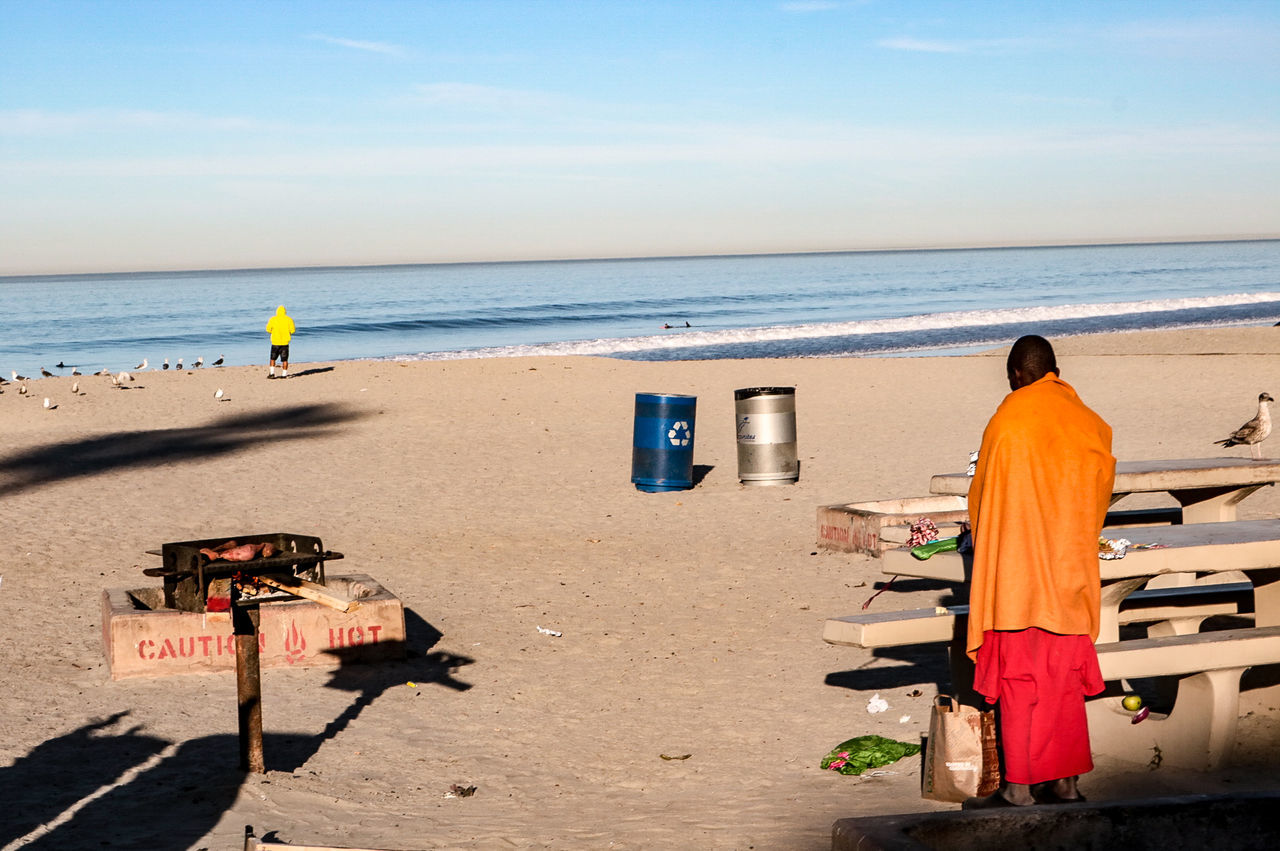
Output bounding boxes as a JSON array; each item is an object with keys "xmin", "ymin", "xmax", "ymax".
[{"xmin": 631, "ymin": 392, "xmax": 696, "ymax": 492}]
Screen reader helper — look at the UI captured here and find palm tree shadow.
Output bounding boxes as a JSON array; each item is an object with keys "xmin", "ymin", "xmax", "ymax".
[{"xmin": 0, "ymin": 403, "xmax": 362, "ymax": 498}]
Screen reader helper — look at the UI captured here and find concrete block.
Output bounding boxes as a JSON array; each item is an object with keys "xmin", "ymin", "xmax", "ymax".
[
  {"xmin": 817, "ymin": 495, "xmax": 969, "ymax": 556},
  {"xmin": 101, "ymin": 573, "xmax": 405, "ymax": 680}
]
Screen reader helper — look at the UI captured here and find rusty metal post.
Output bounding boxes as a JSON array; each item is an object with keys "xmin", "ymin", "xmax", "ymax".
[{"xmin": 233, "ymin": 600, "xmax": 264, "ymax": 773}]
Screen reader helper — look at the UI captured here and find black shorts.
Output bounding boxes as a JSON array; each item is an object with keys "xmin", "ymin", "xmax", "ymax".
[{"xmin": 270, "ymin": 344, "xmax": 290, "ymax": 362}]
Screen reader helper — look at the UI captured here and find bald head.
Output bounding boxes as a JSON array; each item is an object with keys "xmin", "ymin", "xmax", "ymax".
[{"xmin": 1007, "ymin": 335, "xmax": 1058, "ymax": 390}]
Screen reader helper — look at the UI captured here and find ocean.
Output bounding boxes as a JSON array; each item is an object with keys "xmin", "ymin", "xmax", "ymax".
[{"xmin": 2, "ymin": 240, "xmax": 1279, "ymax": 378}]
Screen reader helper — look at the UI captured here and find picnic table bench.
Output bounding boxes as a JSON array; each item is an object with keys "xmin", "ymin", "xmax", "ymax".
[{"xmin": 824, "ymin": 519, "xmax": 1280, "ymax": 769}]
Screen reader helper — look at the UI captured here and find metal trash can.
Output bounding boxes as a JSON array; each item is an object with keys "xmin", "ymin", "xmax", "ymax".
[
  {"xmin": 631, "ymin": 392, "xmax": 696, "ymax": 492},
  {"xmin": 735, "ymin": 386, "xmax": 798, "ymax": 485}
]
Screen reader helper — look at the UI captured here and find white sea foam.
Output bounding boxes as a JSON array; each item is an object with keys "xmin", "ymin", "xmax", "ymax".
[{"xmin": 401, "ymin": 292, "xmax": 1280, "ymax": 361}]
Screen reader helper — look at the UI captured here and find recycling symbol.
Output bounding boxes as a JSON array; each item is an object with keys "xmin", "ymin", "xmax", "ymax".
[{"xmin": 667, "ymin": 420, "xmax": 691, "ymax": 447}]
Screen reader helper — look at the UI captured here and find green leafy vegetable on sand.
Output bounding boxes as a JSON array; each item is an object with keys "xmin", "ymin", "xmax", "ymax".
[{"xmin": 820, "ymin": 735, "xmax": 921, "ymax": 775}]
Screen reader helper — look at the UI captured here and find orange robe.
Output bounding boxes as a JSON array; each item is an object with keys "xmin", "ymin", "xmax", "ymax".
[{"xmin": 966, "ymin": 374, "xmax": 1115, "ymax": 660}]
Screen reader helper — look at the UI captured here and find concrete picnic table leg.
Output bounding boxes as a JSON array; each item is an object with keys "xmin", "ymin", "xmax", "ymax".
[
  {"xmin": 1141, "ymin": 485, "xmax": 1262, "ymax": 589},
  {"xmin": 1087, "ymin": 667, "xmax": 1245, "ymax": 771},
  {"xmin": 1171, "ymin": 484, "xmax": 1265, "ymax": 524},
  {"xmin": 1098, "ymin": 577, "xmax": 1153, "ymax": 644},
  {"xmin": 1244, "ymin": 567, "xmax": 1280, "ymax": 628}
]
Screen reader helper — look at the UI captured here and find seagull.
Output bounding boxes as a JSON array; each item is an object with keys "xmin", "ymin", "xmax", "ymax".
[
  {"xmin": 40, "ymin": 367, "xmax": 54, "ymax": 378},
  {"xmin": 1214, "ymin": 392, "xmax": 1274, "ymax": 460},
  {"xmin": 18, "ymin": 383, "xmax": 28, "ymax": 395},
  {"xmin": 96, "ymin": 367, "xmax": 112, "ymax": 376},
  {"xmin": 135, "ymin": 358, "xmax": 148, "ymax": 370},
  {"xmin": 109, "ymin": 373, "xmax": 121, "ymax": 387},
  {"xmin": 71, "ymin": 367, "xmax": 81, "ymax": 376},
  {"xmin": 193, "ymin": 356, "xmax": 203, "ymax": 368},
  {"xmin": 215, "ymin": 388, "xmax": 225, "ymax": 401},
  {"xmin": 176, "ymin": 357, "xmax": 183, "ymax": 370},
  {"xmin": 71, "ymin": 381, "xmax": 79, "ymax": 395},
  {"xmin": 43, "ymin": 397, "xmax": 55, "ymax": 410},
  {"xmin": 162, "ymin": 358, "xmax": 169, "ymax": 370},
  {"xmin": 12, "ymin": 370, "xmax": 27, "ymax": 382},
  {"xmin": 212, "ymin": 354, "xmax": 224, "ymax": 367}
]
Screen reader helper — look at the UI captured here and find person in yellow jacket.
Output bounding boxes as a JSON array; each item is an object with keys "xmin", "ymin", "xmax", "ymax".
[{"xmin": 265, "ymin": 305, "xmax": 296, "ymax": 379}]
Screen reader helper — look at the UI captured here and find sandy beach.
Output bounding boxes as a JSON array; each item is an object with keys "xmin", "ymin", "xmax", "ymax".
[{"xmin": 5, "ymin": 326, "xmax": 1280, "ymax": 850}]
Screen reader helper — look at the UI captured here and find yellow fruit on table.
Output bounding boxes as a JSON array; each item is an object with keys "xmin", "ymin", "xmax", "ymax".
[{"xmin": 1122, "ymin": 695, "xmax": 1143, "ymax": 711}]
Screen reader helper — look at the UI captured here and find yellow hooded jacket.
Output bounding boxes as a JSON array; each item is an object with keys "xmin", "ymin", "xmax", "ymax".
[{"xmin": 266, "ymin": 306, "xmax": 295, "ymax": 345}]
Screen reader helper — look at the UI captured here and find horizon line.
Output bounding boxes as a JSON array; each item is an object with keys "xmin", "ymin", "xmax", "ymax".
[{"xmin": 5, "ymin": 234, "xmax": 1279, "ymax": 281}]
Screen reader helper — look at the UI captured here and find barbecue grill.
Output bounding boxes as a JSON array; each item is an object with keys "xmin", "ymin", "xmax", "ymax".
[
  {"xmin": 145, "ymin": 532, "xmax": 347, "ymax": 772},
  {"xmin": 145, "ymin": 532, "xmax": 340, "ymax": 612}
]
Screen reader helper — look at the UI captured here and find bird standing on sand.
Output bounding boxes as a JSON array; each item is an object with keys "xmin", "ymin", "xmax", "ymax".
[
  {"xmin": 72, "ymin": 381, "xmax": 79, "ymax": 395},
  {"xmin": 12, "ymin": 370, "xmax": 27, "ymax": 381},
  {"xmin": 71, "ymin": 367, "xmax": 81, "ymax": 376},
  {"xmin": 1214, "ymin": 392, "xmax": 1274, "ymax": 460},
  {"xmin": 43, "ymin": 397, "xmax": 55, "ymax": 410},
  {"xmin": 162, "ymin": 358, "xmax": 169, "ymax": 370},
  {"xmin": 135, "ymin": 358, "xmax": 148, "ymax": 370},
  {"xmin": 40, "ymin": 367, "xmax": 54, "ymax": 378},
  {"xmin": 194, "ymin": 356, "xmax": 203, "ymax": 368},
  {"xmin": 176, "ymin": 357, "xmax": 183, "ymax": 370},
  {"xmin": 212, "ymin": 354, "xmax": 224, "ymax": 366},
  {"xmin": 215, "ymin": 388, "xmax": 225, "ymax": 401}
]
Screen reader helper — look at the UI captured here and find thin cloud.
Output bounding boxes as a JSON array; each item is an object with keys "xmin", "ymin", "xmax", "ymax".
[
  {"xmin": 877, "ymin": 37, "xmax": 966, "ymax": 53},
  {"xmin": 0, "ymin": 109, "xmax": 278, "ymax": 135},
  {"xmin": 1001, "ymin": 93, "xmax": 1107, "ymax": 108},
  {"xmin": 412, "ymin": 82, "xmax": 564, "ymax": 112},
  {"xmin": 306, "ymin": 33, "xmax": 405, "ymax": 57},
  {"xmin": 9, "ymin": 123, "xmax": 1278, "ymax": 179},
  {"xmin": 1095, "ymin": 17, "xmax": 1280, "ymax": 59},
  {"xmin": 877, "ymin": 36, "xmax": 1041, "ymax": 54},
  {"xmin": 779, "ymin": 1, "xmax": 842, "ymax": 11}
]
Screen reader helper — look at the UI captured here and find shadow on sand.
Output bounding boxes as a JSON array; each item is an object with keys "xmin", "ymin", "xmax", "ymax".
[
  {"xmin": 0, "ymin": 608, "xmax": 469, "ymax": 849},
  {"xmin": 269, "ymin": 608, "xmax": 474, "ymax": 772},
  {"xmin": 0, "ymin": 403, "xmax": 361, "ymax": 498},
  {"xmin": 282, "ymin": 366, "xmax": 336, "ymax": 379}
]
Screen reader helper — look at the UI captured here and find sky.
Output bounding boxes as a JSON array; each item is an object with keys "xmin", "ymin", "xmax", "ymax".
[{"xmin": 2, "ymin": 0, "xmax": 1279, "ymax": 275}]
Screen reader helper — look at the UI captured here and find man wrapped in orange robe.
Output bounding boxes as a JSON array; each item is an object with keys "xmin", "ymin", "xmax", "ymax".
[{"xmin": 964, "ymin": 335, "xmax": 1115, "ymax": 808}]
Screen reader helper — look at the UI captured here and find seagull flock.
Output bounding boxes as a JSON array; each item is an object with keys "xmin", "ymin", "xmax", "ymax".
[{"xmin": 1, "ymin": 354, "xmax": 229, "ymax": 408}]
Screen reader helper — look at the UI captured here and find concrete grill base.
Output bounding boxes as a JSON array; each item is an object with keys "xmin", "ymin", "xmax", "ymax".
[
  {"xmin": 817, "ymin": 495, "xmax": 969, "ymax": 556},
  {"xmin": 101, "ymin": 573, "xmax": 405, "ymax": 679}
]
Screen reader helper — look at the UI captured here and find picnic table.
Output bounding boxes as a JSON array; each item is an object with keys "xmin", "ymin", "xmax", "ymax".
[
  {"xmin": 928, "ymin": 457, "xmax": 1280, "ymax": 524},
  {"xmin": 825, "ymin": 518, "xmax": 1280, "ymax": 769}
]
